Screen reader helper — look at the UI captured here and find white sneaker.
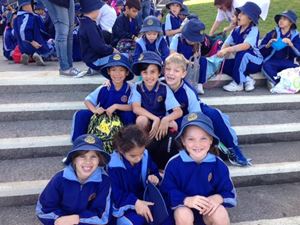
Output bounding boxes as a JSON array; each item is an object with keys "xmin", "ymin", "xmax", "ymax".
[
  {"xmin": 33, "ymin": 52, "xmax": 46, "ymax": 66},
  {"xmin": 223, "ymin": 81, "xmax": 243, "ymax": 92},
  {"xmin": 197, "ymin": 83, "xmax": 205, "ymax": 94},
  {"xmin": 245, "ymin": 76, "xmax": 255, "ymax": 92}
]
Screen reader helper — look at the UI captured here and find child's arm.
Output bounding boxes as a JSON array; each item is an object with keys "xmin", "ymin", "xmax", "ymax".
[
  {"xmin": 164, "ymin": 14, "xmax": 182, "ymax": 37},
  {"xmin": 106, "ymin": 104, "xmax": 132, "ymax": 117},
  {"xmin": 209, "ymin": 20, "xmax": 222, "ymax": 36},
  {"xmin": 165, "ymin": 27, "xmax": 182, "ymax": 37},
  {"xmin": 283, "ymin": 35, "xmax": 300, "ymax": 57},
  {"xmin": 84, "ymin": 86, "xmax": 105, "ymax": 115}
]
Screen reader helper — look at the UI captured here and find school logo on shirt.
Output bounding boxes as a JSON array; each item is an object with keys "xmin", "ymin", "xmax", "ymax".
[
  {"xmin": 113, "ymin": 54, "xmax": 121, "ymax": 61},
  {"xmin": 88, "ymin": 193, "xmax": 97, "ymax": 202},
  {"xmin": 208, "ymin": 172, "xmax": 213, "ymax": 182},
  {"xmin": 187, "ymin": 113, "xmax": 198, "ymax": 121},
  {"xmin": 84, "ymin": 135, "xmax": 96, "ymax": 144},
  {"xmin": 138, "ymin": 54, "xmax": 144, "ymax": 61},
  {"xmin": 121, "ymin": 95, "xmax": 128, "ymax": 103},
  {"xmin": 147, "ymin": 19, "xmax": 154, "ymax": 26},
  {"xmin": 157, "ymin": 96, "xmax": 164, "ymax": 102}
]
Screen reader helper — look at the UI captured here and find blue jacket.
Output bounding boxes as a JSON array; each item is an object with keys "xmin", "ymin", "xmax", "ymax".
[
  {"xmin": 79, "ymin": 16, "xmax": 114, "ymax": 66},
  {"xmin": 36, "ymin": 165, "xmax": 111, "ymax": 225},
  {"xmin": 160, "ymin": 151, "xmax": 237, "ymax": 209},
  {"xmin": 3, "ymin": 26, "xmax": 17, "ymax": 60}
]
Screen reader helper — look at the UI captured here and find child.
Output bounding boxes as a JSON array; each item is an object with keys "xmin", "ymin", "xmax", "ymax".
[
  {"xmin": 164, "ymin": 0, "xmax": 183, "ymax": 45},
  {"xmin": 79, "ymin": 0, "xmax": 118, "ymax": 73},
  {"xmin": 2, "ymin": 11, "xmax": 17, "ymax": 60},
  {"xmin": 116, "ymin": 0, "xmax": 125, "ymax": 16},
  {"xmin": 164, "ymin": 52, "xmax": 250, "ymax": 166},
  {"xmin": 260, "ymin": 10, "xmax": 300, "ymax": 88},
  {"xmin": 72, "ymin": 53, "xmax": 135, "ymax": 142},
  {"xmin": 217, "ymin": 2, "xmax": 263, "ymax": 92},
  {"xmin": 129, "ymin": 51, "xmax": 183, "ymax": 140},
  {"xmin": 108, "ymin": 125, "xmax": 162, "ymax": 225},
  {"xmin": 160, "ymin": 112, "xmax": 237, "ymax": 225},
  {"xmin": 133, "ymin": 15, "xmax": 170, "ymax": 62},
  {"xmin": 36, "ymin": 134, "xmax": 111, "ymax": 225},
  {"xmin": 14, "ymin": 0, "xmax": 54, "ymax": 66},
  {"xmin": 112, "ymin": 0, "xmax": 141, "ymax": 47}
]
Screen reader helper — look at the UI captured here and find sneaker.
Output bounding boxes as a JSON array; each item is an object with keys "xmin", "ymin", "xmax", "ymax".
[
  {"xmin": 197, "ymin": 83, "xmax": 205, "ymax": 94},
  {"xmin": 33, "ymin": 52, "xmax": 46, "ymax": 66},
  {"xmin": 20, "ymin": 53, "xmax": 29, "ymax": 65},
  {"xmin": 228, "ymin": 146, "xmax": 251, "ymax": 166},
  {"xmin": 267, "ymin": 80, "xmax": 275, "ymax": 90},
  {"xmin": 85, "ymin": 68, "xmax": 102, "ymax": 76},
  {"xmin": 60, "ymin": 67, "xmax": 86, "ymax": 77},
  {"xmin": 244, "ymin": 76, "xmax": 255, "ymax": 92},
  {"xmin": 223, "ymin": 81, "xmax": 243, "ymax": 92}
]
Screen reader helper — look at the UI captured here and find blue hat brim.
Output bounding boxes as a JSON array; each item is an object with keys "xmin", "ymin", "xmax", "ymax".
[
  {"xmin": 64, "ymin": 145, "xmax": 111, "ymax": 165},
  {"xmin": 140, "ymin": 26, "xmax": 163, "ymax": 33},
  {"xmin": 236, "ymin": 7, "xmax": 259, "ymax": 25},
  {"xmin": 132, "ymin": 60, "xmax": 162, "ymax": 75},
  {"xmin": 166, "ymin": 0, "xmax": 183, "ymax": 9},
  {"xmin": 176, "ymin": 121, "xmax": 220, "ymax": 146},
  {"xmin": 100, "ymin": 61, "xmax": 134, "ymax": 81},
  {"xmin": 274, "ymin": 14, "xmax": 297, "ymax": 29},
  {"xmin": 182, "ymin": 32, "xmax": 204, "ymax": 43}
]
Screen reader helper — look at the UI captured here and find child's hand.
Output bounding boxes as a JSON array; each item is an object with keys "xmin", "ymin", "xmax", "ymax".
[
  {"xmin": 54, "ymin": 214, "xmax": 79, "ymax": 225},
  {"xmin": 106, "ymin": 104, "xmax": 117, "ymax": 117},
  {"xmin": 94, "ymin": 107, "xmax": 105, "ymax": 115},
  {"xmin": 148, "ymin": 174, "xmax": 159, "ymax": 185},
  {"xmin": 266, "ymin": 38, "xmax": 277, "ymax": 48},
  {"xmin": 103, "ymin": 80, "xmax": 111, "ymax": 87},
  {"xmin": 183, "ymin": 196, "xmax": 211, "ymax": 212},
  {"xmin": 149, "ymin": 117, "xmax": 160, "ymax": 140},
  {"xmin": 31, "ymin": 40, "xmax": 42, "ymax": 49},
  {"xmin": 155, "ymin": 117, "xmax": 169, "ymax": 140},
  {"xmin": 200, "ymin": 194, "xmax": 223, "ymax": 216},
  {"xmin": 282, "ymin": 38, "xmax": 293, "ymax": 47},
  {"xmin": 217, "ymin": 48, "xmax": 228, "ymax": 58},
  {"xmin": 113, "ymin": 48, "xmax": 119, "ymax": 53},
  {"xmin": 135, "ymin": 199, "xmax": 154, "ymax": 223}
]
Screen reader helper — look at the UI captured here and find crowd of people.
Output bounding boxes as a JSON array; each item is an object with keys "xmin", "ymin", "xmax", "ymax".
[{"xmin": 1, "ymin": 0, "xmax": 300, "ymax": 224}]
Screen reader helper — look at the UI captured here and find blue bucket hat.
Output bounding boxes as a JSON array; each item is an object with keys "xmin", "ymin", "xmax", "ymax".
[
  {"xmin": 18, "ymin": 0, "xmax": 32, "ymax": 9},
  {"xmin": 64, "ymin": 134, "xmax": 111, "ymax": 165},
  {"xmin": 100, "ymin": 53, "xmax": 134, "ymax": 81},
  {"xmin": 275, "ymin": 10, "xmax": 297, "ymax": 29},
  {"xmin": 236, "ymin": 2, "xmax": 261, "ymax": 25},
  {"xmin": 75, "ymin": 3, "xmax": 81, "ymax": 14},
  {"xmin": 176, "ymin": 112, "xmax": 220, "ymax": 146},
  {"xmin": 79, "ymin": 0, "xmax": 103, "ymax": 14},
  {"xmin": 34, "ymin": 1, "xmax": 44, "ymax": 10},
  {"xmin": 143, "ymin": 182, "xmax": 169, "ymax": 225},
  {"xmin": 140, "ymin": 15, "xmax": 162, "ymax": 33},
  {"xmin": 166, "ymin": 0, "xmax": 183, "ymax": 10},
  {"xmin": 187, "ymin": 13, "xmax": 199, "ymax": 20},
  {"xmin": 182, "ymin": 18, "xmax": 206, "ymax": 43},
  {"xmin": 132, "ymin": 51, "xmax": 163, "ymax": 75},
  {"xmin": 179, "ymin": 4, "xmax": 189, "ymax": 16}
]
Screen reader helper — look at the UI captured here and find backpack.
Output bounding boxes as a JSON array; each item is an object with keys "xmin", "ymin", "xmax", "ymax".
[
  {"xmin": 185, "ymin": 54, "xmax": 201, "ymax": 91},
  {"xmin": 116, "ymin": 38, "xmax": 136, "ymax": 62},
  {"xmin": 87, "ymin": 113, "xmax": 123, "ymax": 154},
  {"xmin": 12, "ymin": 45, "xmax": 21, "ymax": 64}
]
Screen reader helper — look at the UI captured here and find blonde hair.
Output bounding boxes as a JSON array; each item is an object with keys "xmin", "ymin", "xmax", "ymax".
[{"xmin": 165, "ymin": 52, "xmax": 188, "ymax": 71}]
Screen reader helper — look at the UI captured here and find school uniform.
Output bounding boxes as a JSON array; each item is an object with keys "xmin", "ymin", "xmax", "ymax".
[
  {"xmin": 3, "ymin": 26, "xmax": 17, "ymax": 60},
  {"xmin": 112, "ymin": 12, "xmax": 141, "ymax": 47},
  {"xmin": 160, "ymin": 150, "xmax": 236, "ymax": 224},
  {"xmin": 134, "ymin": 35, "xmax": 170, "ymax": 62},
  {"xmin": 13, "ymin": 10, "xmax": 52, "ymax": 57},
  {"xmin": 164, "ymin": 12, "xmax": 181, "ymax": 45},
  {"xmin": 129, "ymin": 81, "xmax": 181, "ymax": 118},
  {"xmin": 72, "ymin": 82, "xmax": 136, "ymax": 142},
  {"xmin": 108, "ymin": 150, "xmax": 161, "ymax": 225},
  {"xmin": 79, "ymin": 16, "xmax": 114, "ymax": 70},
  {"xmin": 36, "ymin": 165, "xmax": 111, "ymax": 225},
  {"xmin": 222, "ymin": 25, "xmax": 263, "ymax": 84}
]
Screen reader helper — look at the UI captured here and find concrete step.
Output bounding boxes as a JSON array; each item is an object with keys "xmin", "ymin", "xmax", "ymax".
[{"xmin": 1, "ymin": 181, "xmax": 300, "ymax": 223}]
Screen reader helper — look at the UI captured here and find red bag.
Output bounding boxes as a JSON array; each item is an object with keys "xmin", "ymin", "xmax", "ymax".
[{"xmin": 12, "ymin": 45, "xmax": 21, "ymax": 64}]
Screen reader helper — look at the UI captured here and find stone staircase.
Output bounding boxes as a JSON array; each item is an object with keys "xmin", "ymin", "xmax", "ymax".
[{"xmin": 0, "ymin": 57, "xmax": 300, "ymax": 225}]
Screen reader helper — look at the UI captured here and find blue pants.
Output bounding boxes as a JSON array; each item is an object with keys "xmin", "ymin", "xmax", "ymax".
[
  {"xmin": 201, "ymin": 103, "xmax": 238, "ymax": 148},
  {"xmin": 71, "ymin": 109, "xmax": 136, "ymax": 142},
  {"xmin": 222, "ymin": 50, "xmax": 263, "ymax": 84},
  {"xmin": 262, "ymin": 58, "xmax": 299, "ymax": 84}
]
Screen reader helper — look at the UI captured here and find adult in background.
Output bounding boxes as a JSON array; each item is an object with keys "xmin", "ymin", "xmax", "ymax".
[{"xmin": 40, "ymin": 0, "xmax": 84, "ymax": 76}]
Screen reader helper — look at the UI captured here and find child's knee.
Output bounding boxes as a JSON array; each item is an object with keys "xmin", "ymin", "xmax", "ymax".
[
  {"xmin": 203, "ymin": 205, "xmax": 230, "ymax": 225},
  {"xmin": 174, "ymin": 207, "xmax": 194, "ymax": 225},
  {"xmin": 136, "ymin": 116, "xmax": 150, "ymax": 128}
]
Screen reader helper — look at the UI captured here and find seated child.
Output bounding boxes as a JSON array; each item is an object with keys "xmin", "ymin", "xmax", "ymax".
[
  {"xmin": 72, "ymin": 53, "xmax": 135, "ymax": 142},
  {"xmin": 36, "ymin": 134, "xmax": 111, "ymax": 225},
  {"xmin": 129, "ymin": 51, "xmax": 183, "ymax": 140},
  {"xmin": 14, "ymin": 0, "xmax": 55, "ymax": 66},
  {"xmin": 160, "ymin": 112, "xmax": 237, "ymax": 225},
  {"xmin": 112, "ymin": 0, "xmax": 141, "ymax": 47},
  {"xmin": 133, "ymin": 15, "xmax": 170, "ymax": 62},
  {"xmin": 108, "ymin": 125, "xmax": 162, "ymax": 225},
  {"xmin": 79, "ymin": 0, "xmax": 118, "ymax": 73},
  {"xmin": 2, "ymin": 11, "xmax": 17, "ymax": 60},
  {"xmin": 164, "ymin": 53, "xmax": 250, "ymax": 166},
  {"xmin": 260, "ymin": 10, "xmax": 300, "ymax": 89},
  {"xmin": 217, "ymin": 2, "xmax": 263, "ymax": 92},
  {"xmin": 164, "ymin": 0, "xmax": 183, "ymax": 45}
]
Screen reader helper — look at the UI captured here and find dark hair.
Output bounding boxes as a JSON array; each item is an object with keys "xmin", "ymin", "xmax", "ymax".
[
  {"xmin": 138, "ymin": 63, "xmax": 162, "ymax": 73},
  {"xmin": 71, "ymin": 150, "xmax": 106, "ymax": 166},
  {"xmin": 214, "ymin": 0, "xmax": 232, "ymax": 10},
  {"xmin": 125, "ymin": 0, "xmax": 141, "ymax": 10},
  {"xmin": 113, "ymin": 125, "xmax": 149, "ymax": 153}
]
